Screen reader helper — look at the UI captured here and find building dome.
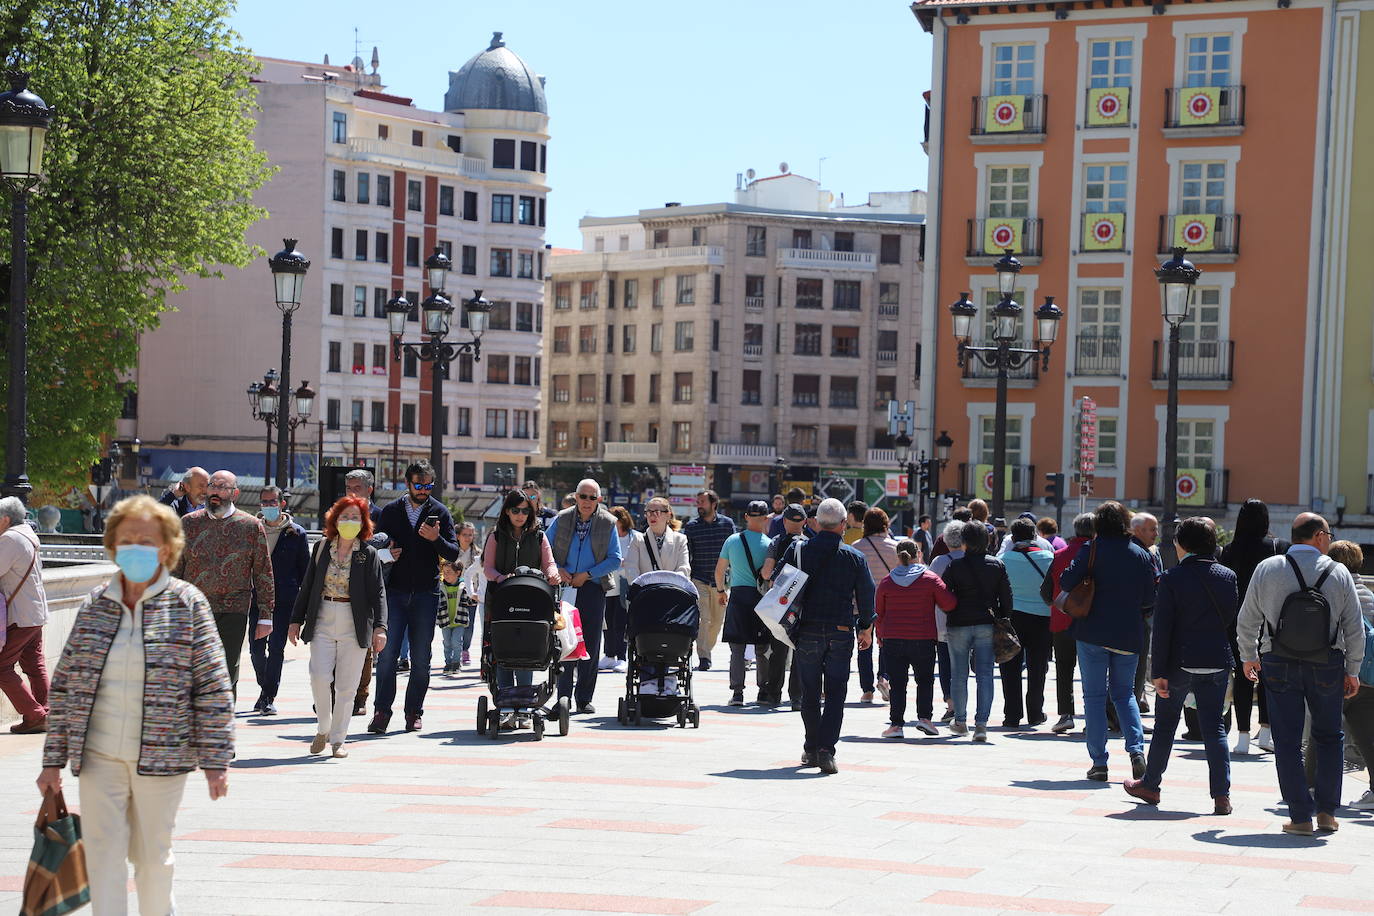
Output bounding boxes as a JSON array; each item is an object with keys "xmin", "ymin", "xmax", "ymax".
[{"xmin": 444, "ymin": 32, "xmax": 547, "ymax": 114}]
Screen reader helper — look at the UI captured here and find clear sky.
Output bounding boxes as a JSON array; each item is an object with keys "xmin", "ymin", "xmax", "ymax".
[{"xmin": 227, "ymin": 0, "xmax": 934, "ymax": 249}]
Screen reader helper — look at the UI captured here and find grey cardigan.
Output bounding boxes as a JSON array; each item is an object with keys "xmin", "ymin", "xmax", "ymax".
[{"xmin": 291, "ymin": 539, "xmax": 388, "ymax": 648}]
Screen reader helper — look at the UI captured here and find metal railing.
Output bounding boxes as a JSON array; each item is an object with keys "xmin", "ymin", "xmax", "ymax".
[
  {"xmin": 1156, "ymin": 213, "xmax": 1241, "ymax": 256},
  {"xmin": 961, "ymin": 343, "xmax": 1040, "ymax": 381},
  {"xmin": 1151, "ymin": 339, "xmax": 1235, "ymax": 382},
  {"xmin": 957, "ymin": 463, "xmax": 1037, "ymax": 502},
  {"xmin": 965, "ymin": 217, "xmax": 1044, "ymax": 258},
  {"xmin": 878, "ymin": 303, "xmax": 900, "ymax": 318},
  {"xmin": 743, "ymin": 343, "xmax": 763, "ymax": 358},
  {"xmin": 1148, "ymin": 466, "xmax": 1230, "ymax": 508},
  {"xmin": 970, "ymin": 93, "xmax": 1048, "ymax": 136},
  {"xmin": 1164, "ymin": 85, "xmax": 1245, "ymax": 129},
  {"xmin": 745, "ymin": 296, "xmax": 765, "ymax": 311},
  {"xmin": 1075, "ymin": 333, "xmax": 1122, "ymax": 376}
]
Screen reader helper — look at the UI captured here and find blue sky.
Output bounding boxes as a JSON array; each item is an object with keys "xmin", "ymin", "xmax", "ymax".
[{"xmin": 227, "ymin": 0, "xmax": 933, "ymax": 248}]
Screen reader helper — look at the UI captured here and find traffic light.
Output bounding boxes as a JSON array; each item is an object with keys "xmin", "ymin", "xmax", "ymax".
[{"xmin": 1044, "ymin": 472, "xmax": 1065, "ymax": 507}]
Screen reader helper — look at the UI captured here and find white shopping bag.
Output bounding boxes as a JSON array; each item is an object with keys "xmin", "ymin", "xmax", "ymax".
[
  {"xmin": 754, "ymin": 542, "xmax": 808, "ymax": 649},
  {"xmin": 556, "ymin": 600, "xmax": 589, "ymax": 661}
]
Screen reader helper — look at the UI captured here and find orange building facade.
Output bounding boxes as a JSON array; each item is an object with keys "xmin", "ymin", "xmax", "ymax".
[{"xmin": 915, "ymin": 0, "xmax": 1329, "ymax": 515}]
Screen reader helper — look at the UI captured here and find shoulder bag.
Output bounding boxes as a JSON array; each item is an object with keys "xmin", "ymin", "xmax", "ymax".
[
  {"xmin": 970, "ymin": 557, "xmax": 1022, "ymax": 664},
  {"xmin": 1063, "ymin": 540, "xmax": 1097, "ymax": 620},
  {"xmin": 864, "ymin": 536, "xmax": 893, "ymax": 575},
  {"xmin": 22, "ymin": 789, "xmax": 89, "ymax": 916}
]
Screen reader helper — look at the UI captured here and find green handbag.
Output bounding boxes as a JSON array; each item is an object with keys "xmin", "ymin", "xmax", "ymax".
[{"xmin": 22, "ymin": 789, "xmax": 90, "ymax": 916}]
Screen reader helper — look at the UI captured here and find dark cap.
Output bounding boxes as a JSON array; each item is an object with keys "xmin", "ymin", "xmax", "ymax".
[
  {"xmin": 745, "ymin": 500, "xmax": 770, "ymax": 517},
  {"xmin": 1017, "ymin": 511, "xmax": 1037, "ymax": 521},
  {"xmin": 783, "ymin": 503, "xmax": 806, "ymax": 521}
]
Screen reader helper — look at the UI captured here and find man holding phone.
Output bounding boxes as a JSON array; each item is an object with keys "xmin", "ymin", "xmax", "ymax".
[{"xmin": 368, "ymin": 460, "xmax": 460, "ymax": 735}]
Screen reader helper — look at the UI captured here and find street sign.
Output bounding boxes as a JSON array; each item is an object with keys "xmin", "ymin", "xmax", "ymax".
[
  {"xmin": 1078, "ymin": 396, "xmax": 1098, "ymax": 478},
  {"xmin": 887, "ymin": 400, "xmax": 917, "ymax": 437}
]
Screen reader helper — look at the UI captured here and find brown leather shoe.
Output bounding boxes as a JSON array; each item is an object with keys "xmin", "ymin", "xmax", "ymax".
[
  {"xmin": 366, "ymin": 712, "xmax": 389, "ymax": 735},
  {"xmin": 1123, "ymin": 779, "xmax": 1161, "ymax": 805},
  {"xmin": 1316, "ymin": 813, "xmax": 1339, "ymax": 833},
  {"xmin": 352, "ymin": 702, "xmax": 366, "ymax": 716},
  {"xmin": 9, "ymin": 715, "xmax": 47, "ymax": 734},
  {"xmin": 1213, "ymin": 796, "xmax": 1232, "ymax": 816},
  {"xmin": 309, "ymin": 734, "xmax": 328, "ymax": 755},
  {"xmin": 1282, "ymin": 820, "xmax": 1315, "ymax": 836},
  {"xmin": 404, "ymin": 714, "xmax": 422, "ymax": 732}
]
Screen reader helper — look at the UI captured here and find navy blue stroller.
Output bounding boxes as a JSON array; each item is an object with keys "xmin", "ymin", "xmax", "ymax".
[{"xmin": 617, "ymin": 571, "xmax": 701, "ymax": 728}]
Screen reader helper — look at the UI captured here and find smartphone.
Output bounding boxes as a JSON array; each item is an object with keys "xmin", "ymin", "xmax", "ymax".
[{"xmin": 425, "ymin": 515, "xmax": 439, "ymax": 527}]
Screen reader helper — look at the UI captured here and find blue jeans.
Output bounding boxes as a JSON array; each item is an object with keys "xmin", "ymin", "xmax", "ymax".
[
  {"xmin": 795, "ymin": 624, "xmax": 855, "ymax": 754},
  {"xmin": 947, "ymin": 624, "xmax": 995, "ymax": 726},
  {"xmin": 374, "ymin": 588, "xmax": 440, "ymax": 717},
  {"xmin": 441, "ymin": 625, "xmax": 472, "ymax": 666},
  {"xmin": 557, "ymin": 583, "xmax": 606, "ymax": 708},
  {"xmin": 1262, "ymin": 650, "xmax": 1346, "ymax": 822},
  {"xmin": 1077, "ymin": 641, "xmax": 1145, "ymax": 766},
  {"xmin": 497, "ymin": 666, "xmax": 533, "ymax": 688},
  {"xmin": 249, "ymin": 601, "xmax": 294, "ymax": 701},
  {"xmin": 937, "ymin": 640, "xmax": 952, "ymax": 700},
  {"xmin": 1143, "ymin": 668, "xmax": 1230, "ymax": 797}
]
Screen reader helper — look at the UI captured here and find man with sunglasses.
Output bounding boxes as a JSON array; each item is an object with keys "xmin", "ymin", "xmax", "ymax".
[
  {"xmin": 368, "ymin": 460, "xmax": 460, "ymax": 735},
  {"xmin": 545, "ymin": 479, "xmax": 623, "ymax": 714}
]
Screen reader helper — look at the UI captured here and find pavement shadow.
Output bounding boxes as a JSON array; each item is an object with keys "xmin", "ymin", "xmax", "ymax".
[
  {"xmin": 1010, "ymin": 778, "xmax": 1110, "ymax": 792},
  {"xmin": 1191, "ymin": 827, "xmax": 1328, "ymax": 848},
  {"xmin": 230, "ymin": 755, "xmax": 324, "ymax": 768},
  {"xmin": 1099, "ymin": 807, "xmax": 1216, "ymax": 822},
  {"xmin": 241, "ymin": 716, "xmax": 316, "ymax": 726},
  {"xmin": 1003, "ymin": 731, "xmax": 1077, "ymax": 741},
  {"xmin": 841, "ymin": 735, "xmax": 958, "ymax": 745},
  {"xmin": 710, "ymin": 767, "xmax": 826, "ymax": 780}
]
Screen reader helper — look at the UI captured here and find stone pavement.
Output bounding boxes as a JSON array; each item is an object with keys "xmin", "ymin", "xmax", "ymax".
[{"xmin": 1, "ymin": 632, "xmax": 1371, "ymax": 916}]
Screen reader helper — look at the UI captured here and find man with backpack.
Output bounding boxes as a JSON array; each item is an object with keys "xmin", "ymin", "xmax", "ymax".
[{"xmin": 1237, "ymin": 512, "xmax": 1365, "ymax": 835}]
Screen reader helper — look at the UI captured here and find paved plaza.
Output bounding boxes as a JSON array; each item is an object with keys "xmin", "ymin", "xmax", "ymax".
[{"xmin": 1, "ymin": 632, "xmax": 1371, "ymax": 916}]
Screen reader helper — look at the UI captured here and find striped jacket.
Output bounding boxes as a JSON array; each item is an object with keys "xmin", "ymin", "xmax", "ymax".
[{"xmin": 43, "ymin": 575, "xmax": 234, "ymax": 776}]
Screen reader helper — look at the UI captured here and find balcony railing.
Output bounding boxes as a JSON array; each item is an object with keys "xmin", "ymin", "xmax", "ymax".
[
  {"xmin": 961, "ymin": 343, "xmax": 1040, "ymax": 381},
  {"xmin": 829, "ymin": 394, "xmax": 858, "ymax": 409},
  {"xmin": 1148, "ymin": 467, "xmax": 1229, "ymax": 508},
  {"xmin": 743, "ymin": 343, "xmax": 763, "ymax": 359},
  {"xmin": 708, "ymin": 443, "xmax": 778, "ymax": 464},
  {"xmin": 868, "ymin": 448, "xmax": 898, "ymax": 466},
  {"xmin": 966, "ymin": 217, "xmax": 1044, "ymax": 258},
  {"xmin": 1164, "ymin": 85, "xmax": 1245, "ymax": 130},
  {"xmin": 603, "ymin": 442, "xmax": 661, "ymax": 463},
  {"xmin": 740, "ymin": 391, "xmax": 761, "ymax": 405},
  {"xmin": 745, "ymin": 296, "xmax": 765, "ymax": 311},
  {"xmin": 1157, "ymin": 213, "xmax": 1240, "ymax": 257},
  {"xmin": 1075, "ymin": 333, "xmax": 1122, "ymax": 376},
  {"xmin": 776, "ymin": 248, "xmax": 877, "ymax": 271},
  {"xmin": 957, "ymin": 463, "xmax": 1037, "ymax": 502},
  {"xmin": 793, "ymin": 393, "xmax": 820, "ymax": 407},
  {"xmin": 878, "ymin": 303, "xmax": 900, "ymax": 319},
  {"xmin": 877, "ymin": 349, "xmax": 897, "ymax": 364},
  {"xmin": 1151, "ymin": 339, "xmax": 1235, "ymax": 382},
  {"xmin": 829, "ymin": 446, "xmax": 858, "ymax": 460},
  {"xmin": 970, "ymin": 94, "xmax": 1047, "ymax": 137}
]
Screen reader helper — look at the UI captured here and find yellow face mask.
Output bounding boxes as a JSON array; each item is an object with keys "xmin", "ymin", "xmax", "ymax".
[{"xmin": 337, "ymin": 520, "xmax": 362, "ymax": 541}]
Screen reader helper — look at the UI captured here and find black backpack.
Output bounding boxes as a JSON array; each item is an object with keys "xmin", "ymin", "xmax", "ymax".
[{"xmin": 1269, "ymin": 555, "xmax": 1334, "ymax": 663}]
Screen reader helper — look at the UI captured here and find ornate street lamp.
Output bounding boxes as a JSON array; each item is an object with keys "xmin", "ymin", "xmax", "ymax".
[
  {"xmin": 1155, "ymin": 246, "xmax": 1201, "ymax": 566},
  {"xmin": 247, "ymin": 370, "xmax": 279, "ymax": 482},
  {"xmin": 0, "ymin": 73, "xmax": 53, "ymax": 503},
  {"xmin": 267, "ymin": 239, "xmax": 310, "ymax": 488}
]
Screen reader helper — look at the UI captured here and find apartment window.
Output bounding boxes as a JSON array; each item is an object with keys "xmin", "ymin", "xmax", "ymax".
[
  {"xmin": 1084, "ymin": 163, "xmax": 1128, "ymax": 213},
  {"xmin": 987, "ymin": 166, "xmax": 1031, "ymax": 218},
  {"xmin": 512, "ymin": 410, "xmax": 530, "ymax": 439},
  {"xmin": 834, "ymin": 280, "xmax": 861, "ymax": 311},
  {"xmin": 538, "ymin": 198, "xmax": 546, "ymax": 227},
  {"xmin": 577, "ymin": 421, "xmax": 596, "ymax": 451},
  {"xmin": 493, "ymin": 138, "xmax": 515, "ymax": 169},
  {"xmin": 553, "ymin": 326, "xmax": 570, "ymax": 353},
  {"xmin": 742, "ymin": 323, "xmax": 764, "ymax": 357},
  {"xmin": 376, "ymin": 174, "xmax": 390, "ymax": 207},
  {"xmin": 875, "ymin": 375, "xmax": 896, "ymax": 410},
  {"xmin": 792, "ymin": 229, "xmax": 813, "ymax": 249},
  {"xmin": 370, "ymin": 401, "xmax": 385, "ymax": 432},
  {"xmin": 553, "ymin": 374, "xmax": 570, "ymax": 403},
  {"xmin": 552, "ymin": 282, "xmax": 571, "ymax": 311},
  {"xmin": 331, "ymin": 111, "xmax": 346, "ymax": 143},
  {"xmin": 551, "ymin": 421, "xmax": 569, "ymax": 451},
  {"xmin": 691, "ymin": 226, "xmax": 706, "ymax": 246},
  {"xmin": 793, "ymin": 375, "xmax": 820, "ymax": 407},
  {"xmin": 579, "ymin": 280, "xmax": 597, "ymax": 309},
  {"xmin": 518, "ymin": 195, "xmax": 536, "ymax": 225},
  {"xmin": 979, "ymin": 416, "xmax": 1024, "ymax": 465},
  {"xmin": 744, "ymin": 275, "xmax": 765, "ymax": 306},
  {"xmin": 577, "ymin": 374, "xmax": 596, "ymax": 403},
  {"xmin": 880, "ymin": 234, "xmax": 901, "ymax": 264},
  {"xmin": 992, "ymin": 42, "xmax": 1037, "ymax": 95},
  {"xmin": 462, "ymin": 190, "xmax": 478, "ymax": 221},
  {"xmin": 458, "ymin": 352, "xmax": 473, "ymax": 382},
  {"xmin": 741, "ymin": 369, "xmax": 762, "ymax": 405},
  {"xmin": 355, "ymin": 172, "xmax": 370, "ymax": 205},
  {"xmin": 877, "ymin": 329, "xmax": 898, "ymax": 360},
  {"xmin": 326, "ymin": 398, "xmax": 341, "ymax": 430},
  {"xmin": 491, "ymin": 194, "xmax": 514, "ymax": 223},
  {"xmin": 1088, "ymin": 39, "xmax": 1134, "ymax": 88},
  {"xmin": 623, "ymin": 278, "xmax": 638, "ymax": 309},
  {"xmin": 328, "ymin": 341, "xmax": 341, "ymax": 372},
  {"xmin": 746, "ymin": 226, "xmax": 767, "ymax": 256},
  {"xmin": 330, "ymin": 227, "xmax": 343, "ymax": 259},
  {"xmin": 830, "ymin": 376, "xmax": 859, "ymax": 409},
  {"xmin": 621, "ymin": 374, "xmax": 636, "ymax": 403},
  {"xmin": 673, "ymin": 372, "xmax": 693, "ymax": 403},
  {"xmin": 488, "ymin": 300, "xmax": 511, "ymax": 331},
  {"xmin": 403, "ymin": 349, "xmax": 417, "ymax": 378},
  {"xmin": 332, "ymin": 169, "xmax": 346, "ymax": 202},
  {"xmin": 672, "ymin": 421, "xmax": 692, "ymax": 453},
  {"xmin": 606, "ymin": 323, "xmax": 616, "ymax": 353},
  {"xmin": 1184, "ymin": 34, "xmax": 1232, "ymax": 87},
  {"xmin": 486, "ymin": 355, "xmax": 510, "ymax": 384},
  {"xmin": 329, "ymin": 283, "xmax": 344, "ymax": 316},
  {"xmin": 517, "ymin": 250, "xmax": 535, "ymax": 279},
  {"xmin": 619, "ymin": 423, "xmax": 636, "ymax": 443},
  {"xmin": 407, "ymin": 180, "xmax": 421, "ymax": 211},
  {"xmin": 1078, "ymin": 288, "xmax": 1123, "ymax": 365},
  {"xmin": 652, "ymin": 228, "xmax": 669, "ymax": 249},
  {"xmin": 651, "ymin": 322, "xmax": 663, "ymax": 353},
  {"xmin": 651, "ymin": 278, "xmax": 664, "ymax": 308},
  {"xmin": 676, "ymin": 274, "xmax": 694, "ymax": 305},
  {"xmin": 1179, "ymin": 287, "xmax": 1223, "ymax": 364},
  {"xmin": 439, "ymin": 185, "xmax": 454, "ymax": 216},
  {"xmin": 401, "ymin": 403, "xmax": 417, "ymax": 434},
  {"xmin": 879, "ymin": 282, "xmax": 900, "ymax": 307},
  {"xmin": 355, "ymin": 229, "xmax": 367, "ymax": 261},
  {"xmin": 649, "ymin": 373, "xmax": 661, "ymax": 403},
  {"xmin": 373, "ymin": 288, "xmax": 387, "ymax": 318},
  {"xmin": 505, "ymin": 356, "xmax": 527, "ymax": 387},
  {"xmin": 437, "ymin": 239, "xmax": 453, "ymax": 261},
  {"xmin": 622, "ymin": 324, "xmax": 637, "ymax": 353},
  {"xmin": 794, "ymin": 324, "xmax": 822, "ymax": 356},
  {"xmin": 1180, "ymin": 161, "xmax": 1227, "ymax": 215},
  {"xmin": 1097, "ymin": 416, "xmax": 1119, "ymax": 468},
  {"xmin": 373, "ymin": 231, "xmax": 389, "ymax": 263},
  {"xmin": 578, "ymin": 325, "xmax": 596, "ymax": 354},
  {"xmin": 486, "ymin": 408, "xmax": 508, "ymax": 437},
  {"xmin": 674, "ymin": 320, "xmax": 694, "ymax": 351},
  {"xmin": 832, "ymin": 326, "xmax": 860, "ymax": 358},
  {"xmin": 1176, "ymin": 419, "xmax": 1216, "ymax": 468},
  {"xmin": 829, "ymin": 426, "xmax": 857, "ymax": 458},
  {"xmin": 791, "ymin": 424, "xmax": 819, "ymax": 455},
  {"xmin": 490, "ymin": 248, "xmax": 512, "ymax": 277},
  {"xmin": 353, "ymin": 285, "xmax": 366, "ymax": 317},
  {"xmin": 398, "ymin": 236, "xmax": 415, "ymax": 267},
  {"xmin": 520, "ymin": 140, "xmax": 537, "ymax": 171},
  {"xmin": 372, "ymin": 343, "xmax": 386, "ymax": 370},
  {"xmin": 833, "ymin": 231, "xmax": 854, "ymax": 252},
  {"xmin": 350, "ymin": 399, "xmax": 364, "ymax": 430},
  {"xmin": 516, "ymin": 301, "xmax": 535, "ymax": 332},
  {"xmin": 791, "ymin": 278, "xmax": 822, "ymax": 310},
  {"xmin": 456, "ymin": 407, "xmax": 471, "ymax": 436}
]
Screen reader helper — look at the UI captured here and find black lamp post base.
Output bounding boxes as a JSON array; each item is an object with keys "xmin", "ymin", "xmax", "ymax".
[{"xmin": 1, "ymin": 475, "xmax": 32, "ymax": 503}]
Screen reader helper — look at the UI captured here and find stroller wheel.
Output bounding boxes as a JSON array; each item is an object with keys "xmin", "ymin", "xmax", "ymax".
[
  {"xmin": 617, "ymin": 697, "xmax": 626, "ymax": 725},
  {"xmin": 533, "ymin": 714, "xmax": 545, "ymax": 741},
  {"xmin": 677, "ymin": 707, "xmax": 687, "ymax": 729},
  {"xmin": 690, "ymin": 707, "xmax": 701, "ymax": 729},
  {"xmin": 476, "ymin": 695, "xmax": 489, "ymax": 735},
  {"xmin": 631, "ymin": 704, "xmax": 642, "ymax": 727},
  {"xmin": 487, "ymin": 710, "xmax": 501, "ymax": 739},
  {"xmin": 557, "ymin": 698, "xmax": 570, "ymax": 736}
]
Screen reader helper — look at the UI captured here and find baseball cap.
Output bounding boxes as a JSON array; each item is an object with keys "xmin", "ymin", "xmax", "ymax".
[
  {"xmin": 783, "ymin": 503, "xmax": 806, "ymax": 521},
  {"xmin": 745, "ymin": 500, "xmax": 770, "ymax": 517}
]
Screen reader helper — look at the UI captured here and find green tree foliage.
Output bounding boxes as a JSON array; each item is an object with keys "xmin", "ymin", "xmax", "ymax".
[{"xmin": 1, "ymin": 0, "xmax": 270, "ymax": 493}]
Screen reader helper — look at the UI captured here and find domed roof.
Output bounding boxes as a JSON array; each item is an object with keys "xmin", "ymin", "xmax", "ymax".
[{"xmin": 444, "ymin": 32, "xmax": 546, "ymax": 115}]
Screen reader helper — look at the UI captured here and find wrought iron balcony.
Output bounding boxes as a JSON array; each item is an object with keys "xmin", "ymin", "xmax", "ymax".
[
  {"xmin": 1148, "ymin": 466, "xmax": 1230, "ymax": 508},
  {"xmin": 1156, "ymin": 213, "xmax": 1241, "ymax": 257},
  {"xmin": 966, "ymin": 218, "xmax": 1044, "ymax": 259},
  {"xmin": 1164, "ymin": 85, "xmax": 1245, "ymax": 130},
  {"xmin": 1151, "ymin": 339, "xmax": 1235, "ymax": 383},
  {"xmin": 970, "ymin": 94, "xmax": 1047, "ymax": 138},
  {"xmin": 1075, "ymin": 333, "xmax": 1122, "ymax": 377}
]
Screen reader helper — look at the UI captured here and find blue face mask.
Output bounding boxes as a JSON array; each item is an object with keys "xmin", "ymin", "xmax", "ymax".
[
  {"xmin": 115, "ymin": 544, "xmax": 161, "ymax": 584},
  {"xmin": 261, "ymin": 506, "xmax": 281, "ymax": 522}
]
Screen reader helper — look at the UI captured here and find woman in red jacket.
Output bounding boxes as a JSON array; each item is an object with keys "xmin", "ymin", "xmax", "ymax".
[{"xmin": 875, "ymin": 540, "xmax": 957, "ymax": 738}]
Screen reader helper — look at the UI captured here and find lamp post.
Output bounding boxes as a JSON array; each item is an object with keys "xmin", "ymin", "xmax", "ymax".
[
  {"xmin": 931, "ymin": 430, "xmax": 953, "ymax": 521},
  {"xmin": 949, "ymin": 250, "xmax": 1061, "ymax": 519},
  {"xmin": 388, "ymin": 248, "xmax": 489, "ymax": 495},
  {"xmin": 1155, "ymin": 246, "xmax": 1201, "ymax": 568},
  {"xmin": 0, "ymin": 73, "xmax": 53, "ymax": 504},
  {"xmin": 493, "ymin": 466, "xmax": 514, "ymax": 492},
  {"xmin": 285, "ymin": 379, "xmax": 316, "ymax": 487},
  {"xmin": 246, "ymin": 370, "xmax": 279, "ymax": 482},
  {"xmin": 267, "ymin": 239, "xmax": 310, "ymax": 488},
  {"xmin": 893, "ymin": 431, "xmax": 917, "ymax": 535}
]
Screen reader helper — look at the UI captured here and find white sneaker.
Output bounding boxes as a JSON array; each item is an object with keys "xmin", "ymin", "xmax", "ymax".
[
  {"xmin": 876, "ymin": 676, "xmax": 891, "ymax": 702},
  {"xmin": 915, "ymin": 719, "xmax": 938, "ymax": 736},
  {"xmin": 882, "ymin": 725, "xmax": 904, "ymax": 739},
  {"xmin": 611, "ymin": 659, "xmax": 628, "ymax": 673},
  {"xmin": 597, "ymin": 656, "xmax": 618, "ymax": 671},
  {"xmin": 1233, "ymin": 732, "xmax": 1251, "ymax": 755},
  {"xmin": 1256, "ymin": 725, "xmax": 1274, "ymax": 753},
  {"xmin": 1349, "ymin": 789, "xmax": 1374, "ymax": 811}
]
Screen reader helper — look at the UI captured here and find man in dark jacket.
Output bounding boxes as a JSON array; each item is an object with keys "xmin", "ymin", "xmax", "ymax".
[
  {"xmin": 1046, "ymin": 512, "xmax": 1094, "ymax": 733},
  {"xmin": 940, "ymin": 522, "xmax": 1013, "ymax": 742},
  {"xmin": 368, "ymin": 460, "xmax": 460, "ymax": 735},
  {"xmin": 157, "ymin": 466, "xmax": 208, "ymax": 517},
  {"xmin": 249, "ymin": 486, "xmax": 310, "ymax": 715},
  {"xmin": 793, "ymin": 498, "xmax": 876, "ymax": 775}
]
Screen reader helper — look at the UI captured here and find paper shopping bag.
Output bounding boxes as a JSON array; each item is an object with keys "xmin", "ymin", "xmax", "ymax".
[{"xmin": 557, "ymin": 600, "xmax": 589, "ymax": 661}]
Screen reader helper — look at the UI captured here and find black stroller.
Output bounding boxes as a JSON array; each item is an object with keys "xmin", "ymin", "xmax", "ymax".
[
  {"xmin": 477, "ymin": 568, "xmax": 570, "ymax": 740},
  {"xmin": 617, "ymin": 570, "xmax": 701, "ymax": 728}
]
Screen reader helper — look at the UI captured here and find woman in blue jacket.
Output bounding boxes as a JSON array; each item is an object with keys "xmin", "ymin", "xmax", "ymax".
[
  {"xmin": 1059, "ymin": 501, "xmax": 1157, "ymax": 782},
  {"xmin": 1123, "ymin": 517, "xmax": 1238, "ymax": 814}
]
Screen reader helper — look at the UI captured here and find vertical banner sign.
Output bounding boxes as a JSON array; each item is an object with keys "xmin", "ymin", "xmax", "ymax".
[
  {"xmin": 983, "ymin": 219, "xmax": 1023, "ymax": 255},
  {"xmin": 1172, "ymin": 213, "xmax": 1216, "ymax": 251},
  {"xmin": 1082, "ymin": 213, "xmax": 1126, "ymax": 251},
  {"xmin": 984, "ymin": 95, "xmax": 1026, "ymax": 133},
  {"xmin": 1176, "ymin": 469, "xmax": 1207, "ymax": 507},
  {"xmin": 1086, "ymin": 87, "xmax": 1130, "ymax": 126},
  {"xmin": 1178, "ymin": 86, "xmax": 1222, "ymax": 126},
  {"xmin": 1079, "ymin": 396, "xmax": 1098, "ymax": 502}
]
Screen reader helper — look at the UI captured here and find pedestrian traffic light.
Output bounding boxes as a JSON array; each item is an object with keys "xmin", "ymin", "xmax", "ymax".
[{"xmin": 1044, "ymin": 472, "xmax": 1065, "ymax": 507}]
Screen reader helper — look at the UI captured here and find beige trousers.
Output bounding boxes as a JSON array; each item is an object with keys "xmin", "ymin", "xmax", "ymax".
[
  {"xmin": 693, "ymin": 581, "xmax": 728, "ymax": 658},
  {"xmin": 309, "ymin": 599, "xmax": 368, "ymax": 744},
  {"xmin": 79, "ymin": 751, "xmax": 189, "ymax": 916}
]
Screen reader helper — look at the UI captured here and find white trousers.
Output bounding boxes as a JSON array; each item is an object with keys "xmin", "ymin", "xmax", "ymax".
[
  {"xmin": 78, "ymin": 751, "xmax": 188, "ymax": 916},
  {"xmin": 309, "ymin": 600, "xmax": 368, "ymax": 744}
]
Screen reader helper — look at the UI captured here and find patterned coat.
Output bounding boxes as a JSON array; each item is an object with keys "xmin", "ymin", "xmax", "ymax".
[
  {"xmin": 43, "ymin": 575, "xmax": 234, "ymax": 776},
  {"xmin": 174, "ymin": 508, "xmax": 274, "ymax": 617}
]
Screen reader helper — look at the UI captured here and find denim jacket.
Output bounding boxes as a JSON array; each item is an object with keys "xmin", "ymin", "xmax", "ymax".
[{"xmin": 796, "ymin": 530, "xmax": 876, "ymax": 629}]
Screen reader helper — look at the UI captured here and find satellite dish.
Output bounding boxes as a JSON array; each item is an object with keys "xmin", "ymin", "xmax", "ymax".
[
  {"xmin": 746, "ymin": 168, "xmax": 756, "ymax": 179},
  {"xmin": 780, "ymin": 161, "xmax": 789, "ymax": 173}
]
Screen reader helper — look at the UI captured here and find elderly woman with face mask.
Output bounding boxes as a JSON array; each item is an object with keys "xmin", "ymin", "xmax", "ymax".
[{"xmin": 38, "ymin": 495, "xmax": 233, "ymax": 916}]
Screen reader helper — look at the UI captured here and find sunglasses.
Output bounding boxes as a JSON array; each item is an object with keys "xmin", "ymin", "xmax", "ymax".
[
  {"xmin": 576, "ymin": 493, "xmax": 598, "ymax": 501},
  {"xmin": 508, "ymin": 507, "xmax": 530, "ymax": 515},
  {"xmin": 746, "ymin": 513, "xmax": 767, "ymax": 518},
  {"xmin": 411, "ymin": 482, "xmax": 435, "ymax": 491},
  {"xmin": 646, "ymin": 508, "xmax": 668, "ymax": 515}
]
